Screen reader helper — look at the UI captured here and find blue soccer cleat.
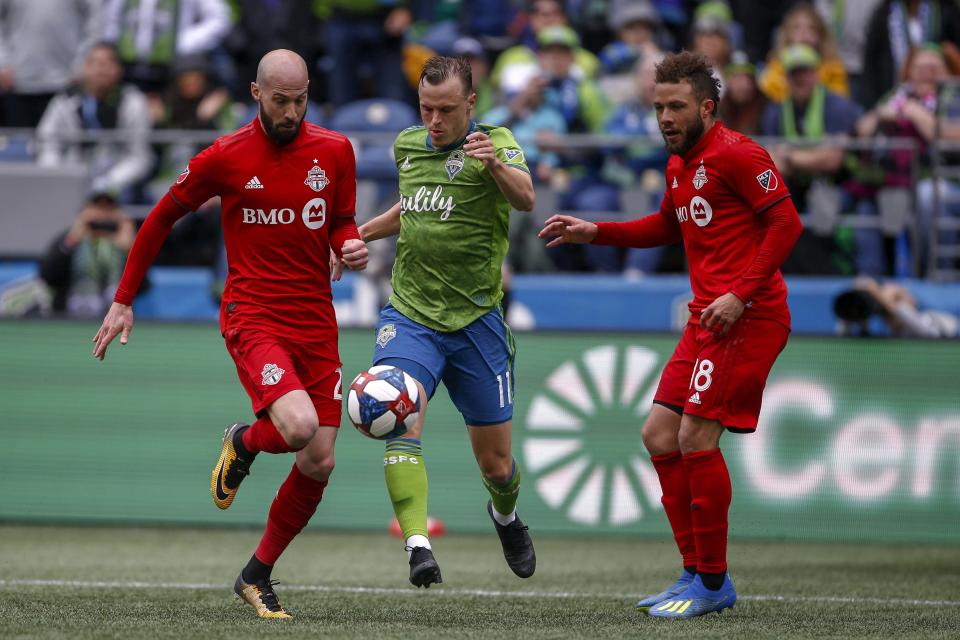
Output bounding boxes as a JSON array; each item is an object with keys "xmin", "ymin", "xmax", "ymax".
[
  {"xmin": 647, "ymin": 573, "xmax": 737, "ymax": 618},
  {"xmin": 635, "ymin": 569, "xmax": 696, "ymax": 612}
]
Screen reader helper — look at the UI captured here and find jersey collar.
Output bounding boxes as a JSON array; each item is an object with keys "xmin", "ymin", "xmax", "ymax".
[
  {"xmin": 682, "ymin": 120, "xmax": 721, "ymax": 164},
  {"xmin": 426, "ymin": 120, "xmax": 477, "ymax": 152}
]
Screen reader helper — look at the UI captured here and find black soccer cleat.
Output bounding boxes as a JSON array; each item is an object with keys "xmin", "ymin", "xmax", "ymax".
[
  {"xmin": 408, "ymin": 546, "xmax": 443, "ymax": 588},
  {"xmin": 487, "ymin": 500, "xmax": 536, "ymax": 578},
  {"xmin": 211, "ymin": 423, "xmax": 254, "ymax": 510}
]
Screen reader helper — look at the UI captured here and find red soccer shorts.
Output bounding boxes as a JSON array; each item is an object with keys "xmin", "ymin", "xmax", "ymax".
[
  {"xmin": 224, "ymin": 327, "xmax": 343, "ymax": 428},
  {"xmin": 654, "ymin": 317, "xmax": 789, "ymax": 432}
]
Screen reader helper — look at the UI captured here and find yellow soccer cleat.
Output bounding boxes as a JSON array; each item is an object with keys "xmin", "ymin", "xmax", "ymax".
[
  {"xmin": 211, "ymin": 423, "xmax": 254, "ymax": 510},
  {"xmin": 234, "ymin": 573, "xmax": 292, "ymax": 619}
]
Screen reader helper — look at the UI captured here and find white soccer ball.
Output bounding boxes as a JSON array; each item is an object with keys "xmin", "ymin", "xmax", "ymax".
[{"xmin": 347, "ymin": 365, "xmax": 421, "ymax": 439}]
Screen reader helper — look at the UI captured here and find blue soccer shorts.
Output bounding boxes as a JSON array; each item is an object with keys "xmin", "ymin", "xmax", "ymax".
[{"xmin": 372, "ymin": 303, "xmax": 516, "ymax": 426}]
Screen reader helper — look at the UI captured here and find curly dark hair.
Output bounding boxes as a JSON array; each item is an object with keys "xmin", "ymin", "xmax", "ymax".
[
  {"xmin": 655, "ymin": 51, "xmax": 722, "ymax": 115},
  {"xmin": 419, "ymin": 56, "xmax": 473, "ymax": 97}
]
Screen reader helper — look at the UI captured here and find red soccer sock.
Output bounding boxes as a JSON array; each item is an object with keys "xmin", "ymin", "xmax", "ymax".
[
  {"xmin": 683, "ymin": 448, "xmax": 732, "ymax": 574},
  {"xmin": 242, "ymin": 414, "xmax": 297, "ymax": 454},
  {"xmin": 650, "ymin": 450, "xmax": 697, "ymax": 568},
  {"xmin": 254, "ymin": 463, "xmax": 328, "ymax": 566}
]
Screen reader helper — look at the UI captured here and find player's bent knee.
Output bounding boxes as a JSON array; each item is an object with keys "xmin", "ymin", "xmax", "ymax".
[
  {"xmin": 478, "ymin": 455, "xmax": 513, "ymax": 485},
  {"xmin": 641, "ymin": 421, "xmax": 676, "ymax": 455},
  {"xmin": 678, "ymin": 417, "xmax": 723, "ymax": 454},
  {"xmin": 278, "ymin": 411, "xmax": 320, "ymax": 449},
  {"xmin": 299, "ymin": 453, "xmax": 335, "ymax": 482}
]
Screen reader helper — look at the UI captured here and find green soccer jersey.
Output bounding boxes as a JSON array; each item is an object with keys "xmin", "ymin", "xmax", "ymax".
[{"xmin": 389, "ymin": 121, "xmax": 529, "ymax": 332}]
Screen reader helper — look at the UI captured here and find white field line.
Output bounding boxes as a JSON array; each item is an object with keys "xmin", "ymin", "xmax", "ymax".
[{"xmin": 1, "ymin": 579, "xmax": 958, "ymax": 608}]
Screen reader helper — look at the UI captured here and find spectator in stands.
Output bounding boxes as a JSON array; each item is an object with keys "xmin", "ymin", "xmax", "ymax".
[
  {"xmin": 598, "ymin": 1, "xmax": 664, "ymax": 76},
  {"xmin": 759, "ymin": 2, "xmax": 849, "ymax": 104},
  {"xmin": 491, "ymin": 0, "xmax": 599, "ymax": 94},
  {"xmin": 323, "ymin": 0, "xmax": 412, "ymax": 106},
  {"xmin": 453, "ymin": 37, "xmax": 496, "ymax": 119},
  {"xmin": 155, "ymin": 54, "xmax": 234, "ymax": 184},
  {"xmin": 534, "ymin": 25, "xmax": 609, "ymax": 135},
  {"xmin": 834, "ymin": 276, "xmax": 958, "ymax": 338},
  {"xmin": 224, "ymin": 0, "xmax": 322, "ymax": 103},
  {"xmin": 718, "ymin": 51, "xmax": 767, "ymax": 136},
  {"xmin": 519, "ymin": 25, "xmax": 615, "ymax": 273},
  {"xmin": 862, "ymin": 0, "xmax": 960, "ymax": 109},
  {"xmin": 761, "ymin": 44, "xmax": 862, "ymax": 275},
  {"xmin": 813, "ymin": 0, "xmax": 882, "ymax": 106},
  {"xmin": 690, "ymin": 3, "xmax": 734, "ymax": 94},
  {"xmin": 102, "ymin": 0, "xmax": 233, "ymax": 95},
  {"xmin": 728, "ymin": 0, "xmax": 803, "ymax": 62},
  {"xmin": 762, "ymin": 45, "xmax": 861, "ymax": 199},
  {"xmin": 38, "ymin": 192, "xmax": 138, "ymax": 318},
  {"xmin": 36, "ymin": 43, "xmax": 153, "ymax": 202},
  {"xmin": 155, "ymin": 55, "xmax": 232, "ymax": 130},
  {"xmin": 603, "ymin": 52, "xmax": 668, "ymax": 275},
  {"xmin": 483, "ymin": 69, "xmax": 567, "ymax": 184},
  {"xmin": 856, "ymin": 44, "xmax": 960, "ymax": 276},
  {"xmin": 0, "ymin": 0, "xmax": 100, "ymax": 128}
]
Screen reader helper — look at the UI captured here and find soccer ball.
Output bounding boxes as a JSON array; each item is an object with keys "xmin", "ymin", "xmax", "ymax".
[{"xmin": 347, "ymin": 365, "xmax": 421, "ymax": 439}]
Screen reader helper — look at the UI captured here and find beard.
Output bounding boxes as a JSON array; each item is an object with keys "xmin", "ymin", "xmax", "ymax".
[
  {"xmin": 662, "ymin": 115, "xmax": 705, "ymax": 156},
  {"xmin": 259, "ymin": 102, "xmax": 303, "ymax": 146}
]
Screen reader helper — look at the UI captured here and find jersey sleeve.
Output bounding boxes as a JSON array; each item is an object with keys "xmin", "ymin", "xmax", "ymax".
[
  {"xmin": 726, "ymin": 140, "xmax": 791, "ymax": 213},
  {"xmin": 592, "ymin": 189, "xmax": 681, "ymax": 248},
  {"xmin": 331, "ymin": 138, "xmax": 357, "ymax": 218},
  {"xmin": 168, "ymin": 141, "xmax": 223, "ymax": 211},
  {"xmin": 490, "ymin": 126, "xmax": 529, "ymax": 173}
]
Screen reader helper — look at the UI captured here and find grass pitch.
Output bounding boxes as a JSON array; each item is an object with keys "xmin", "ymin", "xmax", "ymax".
[{"xmin": 0, "ymin": 525, "xmax": 957, "ymax": 639}]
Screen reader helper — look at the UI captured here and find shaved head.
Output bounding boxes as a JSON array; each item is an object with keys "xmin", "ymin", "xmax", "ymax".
[
  {"xmin": 256, "ymin": 49, "xmax": 309, "ymax": 89},
  {"xmin": 251, "ymin": 49, "xmax": 310, "ymax": 146}
]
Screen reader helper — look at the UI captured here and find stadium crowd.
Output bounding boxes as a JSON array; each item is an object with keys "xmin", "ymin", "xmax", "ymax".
[{"xmin": 2, "ymin": 0, "xmax": 960, "ymax": 294}]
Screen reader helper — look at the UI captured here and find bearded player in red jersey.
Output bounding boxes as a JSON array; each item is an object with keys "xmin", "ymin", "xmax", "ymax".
[
  {"xmin": 540, "ymin": 51, "xmax": 802, "ymax": 618},
  {"xmin": 91, "ymin": 50, "xmax": 368, "ymax": 618}
]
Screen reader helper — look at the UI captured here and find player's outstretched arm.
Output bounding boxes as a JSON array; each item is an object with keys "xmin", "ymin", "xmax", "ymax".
[
  {"xmin": 359, "ymin": 201, "xmax": 401, "ymax": 242},
  {"xmin": 538, "ymin": 214, "xmax": 598, "ymax": 247},
  {"xmin": 93, "ymin": 302, "xmax": 133, "ymax": 360}
]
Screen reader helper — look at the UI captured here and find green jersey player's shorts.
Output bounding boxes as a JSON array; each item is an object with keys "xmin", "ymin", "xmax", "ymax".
[{"xmin": 372, "ymin": 303, "xmax": 516, "ymax": 426}]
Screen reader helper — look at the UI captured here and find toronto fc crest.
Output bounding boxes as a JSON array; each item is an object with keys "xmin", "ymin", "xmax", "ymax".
[
  {"xmin": 304, "ymin": 163, "xmax": 330, "ymax": 192},
  {"xmin": 693, "ymin": 160, "xmax": 708, "ymax": 190},
  {"xmin": 261, "ymin": 363, "xmax": 285, "ymax": 386}
]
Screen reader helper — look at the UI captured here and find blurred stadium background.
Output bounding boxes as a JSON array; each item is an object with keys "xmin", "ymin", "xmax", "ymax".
[{"xmin": 1, "ymin": 0, "xmax": 959, "ymax": 637}]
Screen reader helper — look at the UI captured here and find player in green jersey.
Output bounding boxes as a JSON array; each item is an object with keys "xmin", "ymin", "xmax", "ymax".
[{"xmin": 356, "ymin": 56, "xmax": 536, "ymax": 588}]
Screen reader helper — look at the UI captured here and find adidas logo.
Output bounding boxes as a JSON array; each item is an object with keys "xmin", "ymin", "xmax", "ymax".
[
  {"xmin": 688, "ymin": 391, "xmax": 701, "ymax": 405},
  {"xmin": 245, "ymin": 176, "xmax": 264, "ymax": 189},
  {"xmin": 672, "ymin": 176, "xmax": 678, "ymax": 189}
]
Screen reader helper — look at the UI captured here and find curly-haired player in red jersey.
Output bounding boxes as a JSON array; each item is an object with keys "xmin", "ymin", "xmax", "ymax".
[
  {"xmin": 540, "ymin": 51, "xmax": 802, "ymax": 618},
  {"xmin": 91, "ymin": 50, "xmax": 368, "ymax": 619}
]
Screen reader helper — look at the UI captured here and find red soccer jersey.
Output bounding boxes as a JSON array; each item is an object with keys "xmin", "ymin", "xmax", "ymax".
[
  {"xmin": 117, "ymin": 118, "xmax": 359, "ymax": 344},
  {"xmin": 658, "ymin": 122, "xmax": 795, "ymax": 327}
]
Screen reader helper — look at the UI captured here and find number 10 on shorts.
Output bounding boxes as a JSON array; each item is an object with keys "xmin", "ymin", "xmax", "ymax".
[
  {"xmin": 689, "ymin": 358, "xmax": 714, "ymax": 392},
  {"xmin": 497, "ymin": 370, "xmax": 513, "ymax": 408}
]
